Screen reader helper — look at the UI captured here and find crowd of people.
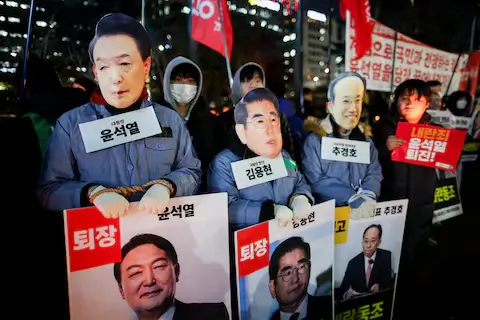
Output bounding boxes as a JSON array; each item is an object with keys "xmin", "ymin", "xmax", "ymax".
[{"xmin": 1, "ymin": 12, "xmax": 478, "ymax": 320}]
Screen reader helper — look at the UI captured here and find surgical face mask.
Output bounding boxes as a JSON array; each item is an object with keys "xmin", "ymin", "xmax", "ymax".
[
  {"xmin": 456, "ymin": 99, "xmax": 467, "ymax": 110},
  {"xmin": 170, "ymin": 84, "xmax": 197, "ymax": 104}
]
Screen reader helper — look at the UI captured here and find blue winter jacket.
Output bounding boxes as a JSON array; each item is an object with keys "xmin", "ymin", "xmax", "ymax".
[
  {"xmin": 301, "ymin": 116, "xmax": 383, "ymax": 207},
  {"xmin": 38, "ymin": 100, "xmax": 202, "ymax": 211},
  {"xmin": 208, "ymin": 148, "xmax": 313, "ymax": 230}
]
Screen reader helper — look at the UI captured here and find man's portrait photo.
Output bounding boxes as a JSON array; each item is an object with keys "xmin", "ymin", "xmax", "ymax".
[
  {"xmin": 113, "ymin": 233, "xmax": 229, "ymax": 320},
  {"xmin": 338, "ymin": 224, "xmax": 394, "ymax": 300},
  {"xmin": 268, "ymin": 237, "xmax": 332, "ymax": 320}
]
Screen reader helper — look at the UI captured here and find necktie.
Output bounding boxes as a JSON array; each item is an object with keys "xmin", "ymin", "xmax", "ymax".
[
  {"xmin": 366, "ymin": 259, "xmax": 373, "ymax": 286},
  {"xmin": 290, "ymin": 312, "xmax": 300, "ymax": 320}
]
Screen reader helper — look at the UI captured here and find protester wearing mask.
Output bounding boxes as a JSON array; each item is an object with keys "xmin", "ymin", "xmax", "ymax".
[
  {"xmin": 38, "ymin": 13, "xmax": 202, "ymax": 217},
  {"xmin": 209, "ymin": 88, "xmax": 313, "ymax": 230},
  {"xmin": 161, "ymin": 57, "xmax": 222, "ymax": 191},
  {"xmin": 445, "ymin": 90, "xmax": 472, "ymax": 117},
  {"xmin": 302, "ymin": 72, "xmax": 383, "ymax": 219},
  {"xmin": 218, "ymin": 63, "xmax": 296, "ymax": 160}
]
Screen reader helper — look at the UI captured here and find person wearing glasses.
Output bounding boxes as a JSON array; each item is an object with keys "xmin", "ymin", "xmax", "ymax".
[
  {"xmin": 338, "ymin": 224, "xmax": 393, "ymax": 301},
  {"xmin": 208, "ymin": 88, "xmax": 313, "ymax": 230},
  {"xmin": 268, "ymin": 237, "xmax": 332, "ymax": 320},
  {"xmin": 302, "ymin": 72, "xmax": 383, "ymax": 220},
  {"xmin": 113, "ymin": 233, "xmax": 229, "ymax": 320}
]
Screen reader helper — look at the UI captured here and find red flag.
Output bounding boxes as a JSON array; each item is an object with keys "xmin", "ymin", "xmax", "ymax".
[
  {"xmin": 191, "ymin": 0, "xmax": 233, "ymax": 59},
  {"xmin": 340, "ymin": 0, "xmax": 373, "ymax": 60},
  {"xmin": 458, "ymin": 50, "xmax": 480, "ymax": 97}
]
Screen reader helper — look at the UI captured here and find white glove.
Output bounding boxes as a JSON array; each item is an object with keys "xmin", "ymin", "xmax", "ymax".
[
  {"xmin": 274, "ymin": 205, "xmax": 294, "ymax": 227},
  {"xmin": 90, "ymin": 185, "xmax": 130, "ymax": 219},
  {"xmin": 139, "ymin": 183, "xmax": 170, "ymax": 214},
  {"xmin": 350, "ymin": 199, "xmax": 377, "ymax": 220},
  {"xmin": 290, "ymin": 195, "xmax": 311, "ymax": 221}
]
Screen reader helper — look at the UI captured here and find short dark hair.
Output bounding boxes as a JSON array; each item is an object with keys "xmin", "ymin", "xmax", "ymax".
[
  {"xmin": 394, "ymin": 79, "xmax": 431, "ymax": 105},
  {"xmin": 426, "ymin": 80, "xmax": 442, "ymax": 87},
  {"xmin": 113, "ymin": 234, "xmax": 178, "ymax": 284},
  {"xmin": 170, "ymin": 63, "xmax": 200, "ymax": 82},
  {"xmin": 88, "ymin": 13, "xmax": 152, "ymax": 63},
  {"xmin": 240, "ymin": 64, "xmax": 264, "ymax": 83},
  {"xmin": 234, "ymin": 87, "xmax": 279, "ymax": 125},
  {"xmin": 268, "ymin": 237, "xmax": 311, "ymax": 281},
  {"xmin": 363, "ymin": 224, "xmax": 383, "ymax": 239}
]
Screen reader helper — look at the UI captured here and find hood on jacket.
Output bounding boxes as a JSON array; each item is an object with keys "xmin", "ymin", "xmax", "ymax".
[
  {"xmin": 231, "ymin": 62, "xmax": 265, "ymax": 106},
  {"xmin": 304, "ymin": 114, "xmax": 372, "ymax": 140},
  {"xmin": 163, "ymin": 56, "xmax": 203, "ymax": 121}
]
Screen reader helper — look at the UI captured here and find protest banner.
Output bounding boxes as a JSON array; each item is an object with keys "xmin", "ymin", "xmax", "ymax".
[
  {"xmin": 334, "ymin": 200, "xmax": 408, "ymax": 320},
  {"xmin": 460, "ymin": 139, "xmax": 480, "ymax": 163},
  {"xmin": 391, "ymin": 122, "xmax": 466, "ymax": 172},
  {"xmin": 432, "ymin": 173, "xmax": 463, "ymax": 224},
  {"xmin": 345, "ymin": 16, "xmax": 471, "ymax": 94},
  {"xmin": 64, "ymin": 193, "xmax": 231, "ymax": 320},
  {"xmin": 234, "ymin": 200, "xmax": 335, "ymax": 320}
]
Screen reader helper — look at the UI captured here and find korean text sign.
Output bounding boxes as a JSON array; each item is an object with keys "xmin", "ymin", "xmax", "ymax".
[
  {"xmin": 345, "ymin": 16, "xmax": 469, "ymax": 94},
  {"xmin": 64, "ymin": 193, "xmax": 231, "ymax": 320},
  {"xmin": 334, "ymin": 200, "xmax": 408, "ymax": 319},
  {"xmin": 391, "ymin": 122, "xmax": 466, "ymax": 172},
  {"xmin": 234, "ymin": 200, "xmax": 335, "ymax": 320}
]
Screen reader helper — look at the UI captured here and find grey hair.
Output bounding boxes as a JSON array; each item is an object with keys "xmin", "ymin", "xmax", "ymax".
[
  {"xmin": 234, "ymin": 87, "xmax": 279, "ymax": 126},
  {"xmin": 327, "ymin": 71, "xmax": 367, "ymax": 102}
]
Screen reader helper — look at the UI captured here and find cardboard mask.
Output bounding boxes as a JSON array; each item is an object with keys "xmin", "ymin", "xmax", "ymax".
[
  {"xmin": 327, "ymin": 75, "xmax": 365, "ymax": 131},
  {"xmin": 235, "ymin": 99, "xmax": 283, "ymax": 159}
]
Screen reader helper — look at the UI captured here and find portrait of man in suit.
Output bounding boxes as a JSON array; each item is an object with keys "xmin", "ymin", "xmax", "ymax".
[
  {"xmin": 113, "ymin": 233, "xmax": 229, "ymax": 320},
  {"xmin": 339, "ymin": 224, "xmax": 393, "ymax": 300},
  {"xmin": 268, "ymin": 237, "xmax": 332, "ymax": 320}
]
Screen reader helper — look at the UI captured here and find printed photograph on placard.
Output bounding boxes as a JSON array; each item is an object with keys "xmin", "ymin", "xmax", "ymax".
[
  {"xmin": 234, "ymin": 199, "xmax": 335, "ymax": 320},
  {"xmin": 64, "ymin": 193, "xmax": 231, "ymax": 320},
  {"xmin": 334, "ymin": 200, "xmax": 408, "ymax": 320}
]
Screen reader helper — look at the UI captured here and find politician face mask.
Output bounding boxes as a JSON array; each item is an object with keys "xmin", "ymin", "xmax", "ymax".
[
  {"xmin": 327, "ymin": 76, "xmax": 364, "ymax": 131},
  {"xmin": 170, "ymin": 84, "xmax": 197, "ymax": 104}
]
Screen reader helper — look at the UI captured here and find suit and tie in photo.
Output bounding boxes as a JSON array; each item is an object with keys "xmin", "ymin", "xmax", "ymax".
[{"xmin": 339, "ymin": 224, "xmax": 394, "ymax": 300}]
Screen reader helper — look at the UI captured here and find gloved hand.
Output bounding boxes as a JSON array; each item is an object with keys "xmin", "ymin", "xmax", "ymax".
[
  {"xmin": 290, "ymin": 195, "xmax": 312, "ymax": 221},
  {"xmin": 90, "ymin": 185, "xmax": 130, "ymax": 219},
  {"xmin": 274, "ymin": 205, "xmax": 294, "ymax": 227},
  {"xmin": 350, "ymin": 199, "xmax": 376, "ymax": 220},
  {"xmin": 139, "ymin": 183, "xmax": 170, "ymax": 214}
]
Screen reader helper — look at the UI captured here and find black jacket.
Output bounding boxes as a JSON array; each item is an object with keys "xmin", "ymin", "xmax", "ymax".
[
  {"xmin": 158, "ymin": 97, "xmax": 223, "ymax": 192},
  {"xmin": 373, "ymin": 112, "xmax": 438, "ymax": 252},
  {"xmin": 172, "ymin": 299, "xmax": 229, "ymax": 320},
  {"xmin": 269, "ymin": 294, "xmax": 332, "ymax": 320},
  {"xmin": 339, "ymin": 248, "xmax": 393, "ymax": 297}
]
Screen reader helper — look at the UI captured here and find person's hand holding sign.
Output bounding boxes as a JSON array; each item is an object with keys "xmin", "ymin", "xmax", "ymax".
[
  {"xmin": 370, "ymin": 283, "xmax": 379, "ymax": 293},
  {"xmin": 274, "ymin": 205, "xmax": 293, "ymax": 227},
  {"xmin": 386, "ymin": 135, "xmax": 405, "ymax": 151},
  {"xmin": 290, "ymin": 195, "xmax": 311, "ymax": 221},
  {"xmin": 89, "ymin": 185, "xmax": 130, "ymax": 219}
]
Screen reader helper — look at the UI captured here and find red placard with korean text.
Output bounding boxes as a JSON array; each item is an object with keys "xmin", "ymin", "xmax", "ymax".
[
  {"xmin": 236, "ymin": 221, "xmax": 270, "ymax": 278},
  {"xmin": 65, "ymin": 207, "xmax": 121, "ymax": 272},
  {"xmin": 391, "ymin": 122, "xmax": 466, "ymax": 172}
]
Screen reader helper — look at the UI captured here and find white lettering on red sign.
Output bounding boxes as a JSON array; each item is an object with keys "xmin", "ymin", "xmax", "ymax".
[
  {"xmin": 73, "ymin": 225, "xmax": 118, "ymax": 251},
  {"xmin": 239, "ymin": 238, "xmax": 268, "ymax": 262}
]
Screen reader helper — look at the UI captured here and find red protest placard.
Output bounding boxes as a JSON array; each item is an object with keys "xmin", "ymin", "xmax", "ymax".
[
  {"xmin": 65, "ymin": 207, "xmax": 121, "ymax": 272},
  {"xmin": 236, "ymin": 222, "xmax": 270, "ymax": 278},
  {"xmin": 391, "ymin": 122, "xmax": 466, "ymax": 172}
]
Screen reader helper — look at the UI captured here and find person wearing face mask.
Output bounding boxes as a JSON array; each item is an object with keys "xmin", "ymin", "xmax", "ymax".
[
  {"xmin": 160, "ymin": 56, "xmax": 222, "ymax": 192},
  {"xmin": 217, "ymin": 63, "xmax": 296, "ymax": 161},
  {"xmin": 445, "ymin": 90, "xmax": 472, "ymax": 117},
  {"xmin": 302, "ymin": 72, "xmax": 383, "ymax": 220},
  {"xmin": 38, "ymin": 14, "xmax": 202, "ymax": 217}
]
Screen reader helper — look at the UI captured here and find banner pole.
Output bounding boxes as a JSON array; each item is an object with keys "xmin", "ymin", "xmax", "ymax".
[
  {"xmin": 389, "ymin": 31, "xmax": 398, "ymax": 94},
  {"xmin": 216, "ymin": 0, "xmax": 233, "ymax": 87},
  {"xmin": 20, "ymin": 0, "xmax": 36, "ymax": 100}
]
